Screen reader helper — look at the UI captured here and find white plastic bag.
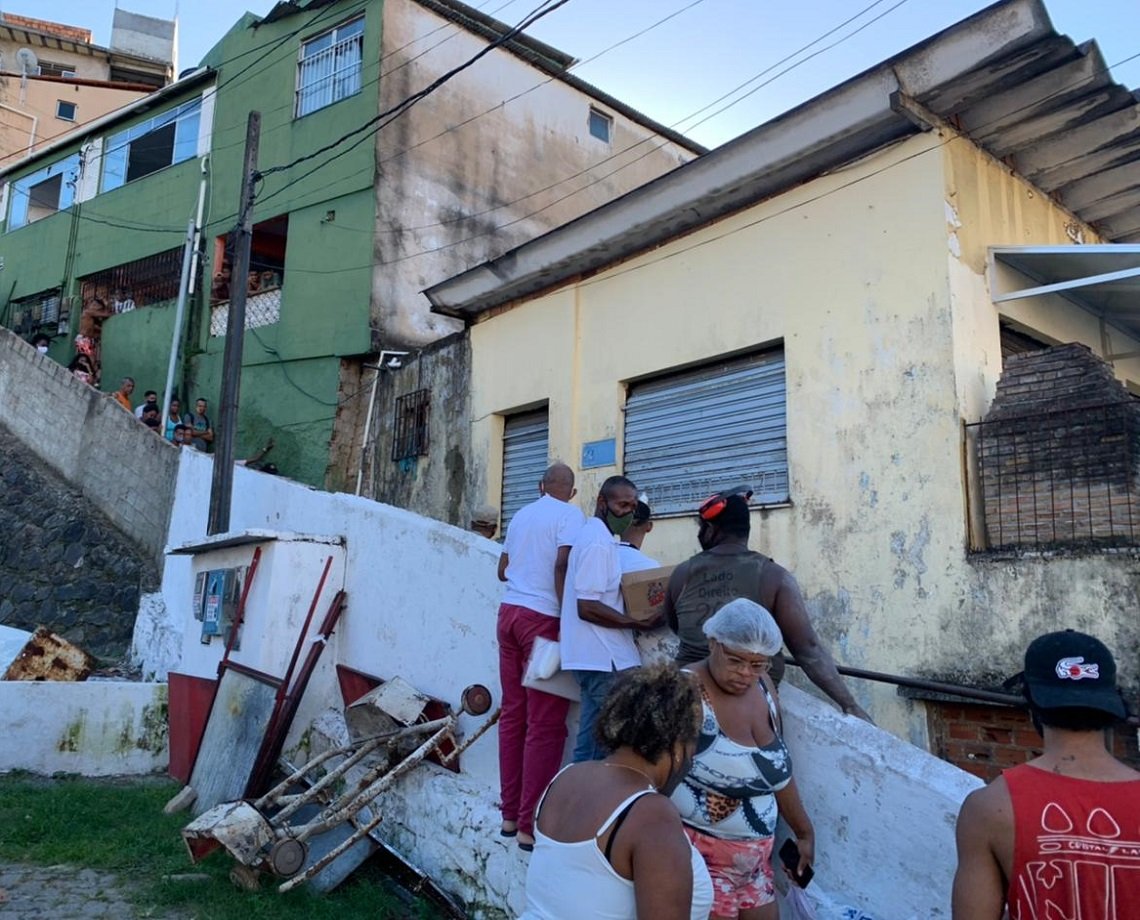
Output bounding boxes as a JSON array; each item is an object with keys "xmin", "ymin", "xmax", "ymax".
[
  {"xmin": 522, "ymin": 637, "xmax": 580, "ymax": 701},
  {"xmin": 781, "ymin": 885, "xmax": 818, "ymax": 920},
  {"xmin": 526, "ymin": 636, "xmax": 561, "ymax": 680}
]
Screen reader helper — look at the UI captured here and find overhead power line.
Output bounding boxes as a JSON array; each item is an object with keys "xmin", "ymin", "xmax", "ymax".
[{"xmin": 255, "ymin": 0, "xmax": 573, "ymax": 186}]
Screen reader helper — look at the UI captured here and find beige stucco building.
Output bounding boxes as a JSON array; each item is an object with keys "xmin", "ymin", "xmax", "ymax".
[
  {"xmin": 326, "ymin": 0, "xmax": 704, "ymax": 489},
  {"xmin": 0, "ymin": 11, "xmax": 173, "ymax": 162},
  {"xmin": 420, "ymin": 0, "xmax": 1140, "ymax": 755}
]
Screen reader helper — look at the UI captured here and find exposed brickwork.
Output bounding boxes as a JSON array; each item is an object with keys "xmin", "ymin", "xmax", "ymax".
[
  {"xmin": 1, "ymin": 13, "xmax": 92, "ymax": 44},
  {"xmin": 977, "ymin": 344, "xmax": 1140, "ymax": 549},
  {"xmin": 0, "ymin": 326, "xmax": 178, "ymax": 566},
  {"xmin": 928, "ymin": 701, "xmax": 1140, "ymax": 783}
]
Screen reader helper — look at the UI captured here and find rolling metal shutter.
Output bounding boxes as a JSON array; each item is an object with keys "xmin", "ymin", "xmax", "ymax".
[
  {"xmin": 624, "ymin": 350, "xmax": 788, "ymax": 514},
  {"xmin": 501, "ymin": 409, "xmax": 549, "ymax": 531}
]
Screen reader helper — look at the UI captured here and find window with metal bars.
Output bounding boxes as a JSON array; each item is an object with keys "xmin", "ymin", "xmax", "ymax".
[
  {"xmin": 296, "ymin": 16, "xmax": 365, "ymax": 117},
  {"xmin": 79, "ymin": 247, "xmax": 184, "ymax": 313},
  {"xmin": 7, "ymin": 288, "xmax": 61, "ymax": 335},
  {"xmin": 391, "ymin": 389, "xmax": 431, "ymax": 461}
]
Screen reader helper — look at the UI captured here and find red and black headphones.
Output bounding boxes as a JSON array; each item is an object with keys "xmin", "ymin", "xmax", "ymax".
[{"xmin": 698, "ymin": 485, "xmax": 754, "ymax": 521}]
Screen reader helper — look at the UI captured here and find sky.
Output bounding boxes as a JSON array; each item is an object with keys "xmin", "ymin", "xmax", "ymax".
[{"xmin": 19, "ymin": 0, "xmax": 1140, "ymax": 149}]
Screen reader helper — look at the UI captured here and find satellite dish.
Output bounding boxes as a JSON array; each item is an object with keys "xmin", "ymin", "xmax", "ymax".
[{"xmin": 15, "ymin": 48, "xmax": 38, "ymax": 76}]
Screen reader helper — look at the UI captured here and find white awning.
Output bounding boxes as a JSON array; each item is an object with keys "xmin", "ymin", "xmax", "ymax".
[{"xmin": 990, "ymin": 245, "xmax": 1140, "ymax": 354}]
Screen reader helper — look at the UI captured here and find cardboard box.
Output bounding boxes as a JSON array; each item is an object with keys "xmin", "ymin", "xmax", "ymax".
[{"xmin": 620, "ymin": 565, "xmax": 676, "ymax": 622}]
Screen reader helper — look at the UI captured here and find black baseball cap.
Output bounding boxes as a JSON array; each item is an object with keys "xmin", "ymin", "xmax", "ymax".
[{"xmin": 1020, "ymin": 630, "xmax": 1126, "ymax": 719}]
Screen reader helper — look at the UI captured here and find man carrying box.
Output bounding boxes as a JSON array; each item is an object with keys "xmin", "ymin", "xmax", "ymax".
[{"xmin": 663, "ymin": 487, "xmax": 869, "ymax": 721}]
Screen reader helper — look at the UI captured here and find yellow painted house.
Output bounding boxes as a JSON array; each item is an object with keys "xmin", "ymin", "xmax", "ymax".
[{"xmin": 417, "ymin": 0, "xmax": 1140, "ymax": 757}]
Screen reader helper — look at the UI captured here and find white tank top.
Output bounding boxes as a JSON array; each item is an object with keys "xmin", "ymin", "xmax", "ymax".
[{"xmin": 520, "ymin": 769, "xmax": 713, "ymax": 920}]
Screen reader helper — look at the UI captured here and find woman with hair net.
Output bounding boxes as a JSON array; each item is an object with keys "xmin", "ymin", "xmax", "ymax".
[{"xmin": 670, "ymin": 599, "xmax": 815, "ymax": 920}]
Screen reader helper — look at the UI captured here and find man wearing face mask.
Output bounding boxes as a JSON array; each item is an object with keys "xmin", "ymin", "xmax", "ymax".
[
  {"xmin": 663, "ymin": 487, "xmax": 870, "ymax": 722},
  {"xmin": 32, "ymin": 334, "xmax": 51, "ymax": 355},
  {"xmin": 561, "ymin": 475, "xmax": 661, "ymax": 762}
]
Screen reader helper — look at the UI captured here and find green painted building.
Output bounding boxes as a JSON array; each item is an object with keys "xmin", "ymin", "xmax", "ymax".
[
  {"xmin": 0, "ymin": 0, "xmax": 701, "ymax": 489},
  {"xmin": 0, "ymin": 0, "xmax": 377, "ymax": 484}
]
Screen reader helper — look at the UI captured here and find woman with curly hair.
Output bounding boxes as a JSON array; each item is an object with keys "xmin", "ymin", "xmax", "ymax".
[{"xmin": 520, "ymin": 662, "xmax": 713, "ymax": 919}]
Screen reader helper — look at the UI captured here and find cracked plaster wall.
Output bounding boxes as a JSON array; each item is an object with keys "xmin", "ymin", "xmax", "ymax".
[{"xmin": 462, "ymin": 130, "xmax": 1140, "ymax": 746}]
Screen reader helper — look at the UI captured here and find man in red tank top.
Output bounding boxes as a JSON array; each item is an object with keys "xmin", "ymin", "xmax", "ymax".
[{"xmin": 952, "ymin": 630, "xmax": 1140, "ymax": 919}]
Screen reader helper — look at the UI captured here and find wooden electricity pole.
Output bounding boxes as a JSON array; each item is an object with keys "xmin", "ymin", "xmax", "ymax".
[{"xmin": 208, "ymin": 111, "xmax": 261, "ymax": 536}]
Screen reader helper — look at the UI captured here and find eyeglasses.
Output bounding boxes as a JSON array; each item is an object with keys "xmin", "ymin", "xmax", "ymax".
[{"xmin": 720, "ymin": 648, "xmax": 771, "ymax": 675}]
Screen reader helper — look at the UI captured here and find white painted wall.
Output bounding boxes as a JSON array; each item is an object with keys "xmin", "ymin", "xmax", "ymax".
[
  {"xmin": 780, "ymin": 684, "xmax": 981, "ymax": 920},
  {"xmin": 0, "ymin": 681, "xmax": 168, "ymax": 776},
  {"xmin": 147, "ymin": 450, "xmax": 980, "ymax": 918}
]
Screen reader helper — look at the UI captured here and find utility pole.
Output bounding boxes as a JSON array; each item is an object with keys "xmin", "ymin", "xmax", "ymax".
[{"xmin": 208, "ymin": 111, "xmax": 260, "ymax": 536}]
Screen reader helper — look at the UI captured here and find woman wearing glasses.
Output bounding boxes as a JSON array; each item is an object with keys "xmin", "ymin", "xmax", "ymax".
[{"xmin": 671, "ymin": 599, "xmax": 815, "ymax": 920}]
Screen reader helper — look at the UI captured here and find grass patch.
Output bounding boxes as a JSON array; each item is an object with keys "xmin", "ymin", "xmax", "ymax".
[{"xmin": 0, "ymin": 773, "xmax": 438, "ymax": 919}]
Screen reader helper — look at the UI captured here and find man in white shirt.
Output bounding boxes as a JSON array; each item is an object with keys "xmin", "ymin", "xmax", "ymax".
[
  {"xmin": 561, "ymin": 475, "xmax": 657, "ymax": 762},
  {"xmin": 496, "ymin": 462, "xmax": 584, "ymax": 850}
]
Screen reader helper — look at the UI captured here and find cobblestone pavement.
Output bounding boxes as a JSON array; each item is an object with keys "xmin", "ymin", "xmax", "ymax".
[{"xmin": 0, "ymin": 861, "xmax": 179, "ymax": 919}]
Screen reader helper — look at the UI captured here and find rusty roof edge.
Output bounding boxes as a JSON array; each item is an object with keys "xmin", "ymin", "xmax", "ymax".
[{"xmin": 424, "ymin": 0, "xmax": 1057, "ymax": 317}]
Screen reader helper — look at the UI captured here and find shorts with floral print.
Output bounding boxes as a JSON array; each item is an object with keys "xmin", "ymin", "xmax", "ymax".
[{"xmin": 683, "ymin": 826, "xmax": 775, "ymax": 917}]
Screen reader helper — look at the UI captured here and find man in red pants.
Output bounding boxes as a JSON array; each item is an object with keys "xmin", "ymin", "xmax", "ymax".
[
  {"xmin": 952, "ymin": 630, "xmax": 1139, "ymax": 919},
  {"xmin": 495, "ymin": 462, "xmax": 583, "ymax": 852}
]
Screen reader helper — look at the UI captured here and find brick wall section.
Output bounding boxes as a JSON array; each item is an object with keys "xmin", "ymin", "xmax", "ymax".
[
  {"xmin": 0, "ymin": 327, "xmax": 178, "ymax": 565},
  {"xmin": 978, "ymin": 344, "xmax": 1140, "ymax": 549},
  {"xmin": 928, "ymin": 701, "xmax": 1140, "ymax": 782}
]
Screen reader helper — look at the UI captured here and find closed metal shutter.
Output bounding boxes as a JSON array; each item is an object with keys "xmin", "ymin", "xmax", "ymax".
[
  {"xmin": 501, "ymin": 409, "xmax": 549, "ymax": 531},
  {"xmin": 624, "ymin": 350, "xmax": 788, "ymax": 514}
]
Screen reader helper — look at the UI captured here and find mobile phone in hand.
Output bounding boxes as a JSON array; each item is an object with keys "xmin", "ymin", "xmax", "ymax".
[{"xmin": 778, "ymin": 838, "xmax": 814, "ymax": 888}]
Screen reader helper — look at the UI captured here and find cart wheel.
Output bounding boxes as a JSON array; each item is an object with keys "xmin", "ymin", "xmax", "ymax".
[
  {"xmin": 269, "ymin": 838, "xmax": 309, "ymax": 878},
  {"xmin": 461, "ymin": 683, "xmax": 493, "ymax": 716},
  {"xmin": 229, "ymin": 865, "xmax": 261, "ymax": 892}
]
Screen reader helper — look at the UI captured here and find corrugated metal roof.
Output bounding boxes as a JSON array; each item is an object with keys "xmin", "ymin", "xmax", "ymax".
[
  {"xmin": 917, "ymin": 31, "xmax": 1140, "ymax": 243},
  {"xmin": 425, "ymin": 0, "xmax": 1140, "ymax": 318}
]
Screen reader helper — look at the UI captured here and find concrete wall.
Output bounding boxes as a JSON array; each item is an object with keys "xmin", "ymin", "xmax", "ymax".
[
  {"xmin": 460, "ymin": 130, "xmax": 1140, "ymax": 743},
  {"xmin": 0, "ymin": 326, "xmax": 178, "ymax": 566},
  {"xmin": 0, "ymin": 77, "xmax": 148, "ymax": 161},
  {"xmin": 0, "ymin": 680, "xmax": 168, "ymax": 776},
  {"xmin": 365, "ymin": 332, "xmax": 474, "ymax": 522},
  {"xmin": 147, "ymin": 447, "xmax": 980, "ymax": 918},
  {"xmin": 372, "ymin": 0, "xmax": 699, "ymax": 349},
  {"xmin": 0, "ymin": 40, "xmax": 108, "ymax": 82}
]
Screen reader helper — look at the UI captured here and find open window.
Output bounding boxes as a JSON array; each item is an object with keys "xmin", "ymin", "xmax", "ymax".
[
  {"xmin": 210, "ymin": 215, "xmax": 288, "ymax": 336},
  {"xmin": 101, "ymin": 98, "xmax": 202, "ymax": 192},
  {"xmin": 7, "ymin": 153, "xmax": 80, "ymax": 230}
]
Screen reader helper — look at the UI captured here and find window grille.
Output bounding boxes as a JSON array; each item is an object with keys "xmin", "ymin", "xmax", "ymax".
[
  {"xmin": 392, "ymin": 389, "xmax": 431, "ymax": 461},
  {"xmin": 969, "ymin": 402, "xmax": 1140, "ymax": 551},
  {"xmin": 38, "ymin": 61, "xmax": 77, "ymax": 78},
  {"xmin": 8, "ymin": 288, "xmax": 61, "ymax": 334},
  {"xmin": 79, "ymin": 247, "xmax": 184, "ymax": 313},
  {"xmin": 296, "ymin": 16, "xmax": 365, "ymax": 117}
]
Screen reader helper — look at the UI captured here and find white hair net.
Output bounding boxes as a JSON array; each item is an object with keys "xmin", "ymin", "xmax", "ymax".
[{"xmin": 702, "ymin": 599, "xmax": 782, "ymax": 655}]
